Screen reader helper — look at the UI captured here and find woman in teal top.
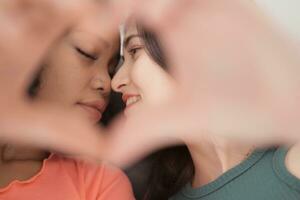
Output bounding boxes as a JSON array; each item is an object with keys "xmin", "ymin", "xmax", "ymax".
[
  {"xmin": 111, "ymin": 12, "xmax": 300, "ymax": 200},
  {"xmin": 113, "ymin": 20, "xmax": 300, "ymax": 199},
  {"xmin": 171, "ymin": 147, "xmax": 300, "ymax": 200}
]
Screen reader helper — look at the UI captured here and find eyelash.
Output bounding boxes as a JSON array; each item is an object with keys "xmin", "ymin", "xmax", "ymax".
[
  {"xmin": 75, "ymin": 47, "xmax": 98, "ymax": 61},
  {"xmin": 128, "ymin": 46, "xmax": 143, "ymax": 58}
]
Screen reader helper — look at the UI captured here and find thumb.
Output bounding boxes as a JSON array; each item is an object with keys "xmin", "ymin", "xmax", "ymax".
[{"xmin": 103, "ymin": 103, "xmax": 190, "ymax": 167}]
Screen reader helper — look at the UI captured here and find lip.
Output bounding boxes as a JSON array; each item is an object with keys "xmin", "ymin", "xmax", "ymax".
[
  {"xmin": 122, "ymin": 94, "xmax": 142, "ymax": 116},
  {"xmin": 77, "ymin": 100, "xmax": 106, "ymax": 122},
  {"xmin": 122, "ymin": 94, "xmax": 140, "ymax": 104}
]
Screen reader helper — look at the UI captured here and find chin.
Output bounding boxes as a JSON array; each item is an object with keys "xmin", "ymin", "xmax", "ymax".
[{"xmin": 124, "ymin": 103, "xmax": 142, "ymax": 117}]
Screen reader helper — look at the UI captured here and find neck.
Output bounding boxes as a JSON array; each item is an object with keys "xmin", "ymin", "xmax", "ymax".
[
  {"xmin": 186, "ymin": 136, "xmax": 254, "ymax": 188},
  {"xmin": 0, "ymin": 142, "xmax": 48, "ymax": 164}
]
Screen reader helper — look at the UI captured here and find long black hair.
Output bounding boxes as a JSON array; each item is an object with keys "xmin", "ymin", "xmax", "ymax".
[{"xmin": 136, "ymin": 25, "xmax": 194, "ymax": 200}]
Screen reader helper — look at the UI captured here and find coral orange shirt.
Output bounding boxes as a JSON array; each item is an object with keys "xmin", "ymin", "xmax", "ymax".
[{"xmin": 0, "ymin": 154, "xmax": 135, "ymax": 200}]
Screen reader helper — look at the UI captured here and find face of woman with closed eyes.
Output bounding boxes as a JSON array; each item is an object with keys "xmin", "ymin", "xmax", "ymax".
[
  {"xmin": 111, "ymin": 22, "xmax": 175, "ymax": 117},
  {"xmin": 35, "ymin": 13, "xmax": 120, "ymax": 124}
]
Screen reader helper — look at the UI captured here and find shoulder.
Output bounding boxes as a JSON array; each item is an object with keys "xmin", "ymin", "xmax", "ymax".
[
  {"xmin": 82, "ymin": 160, "xmax": 135, "ymax": 200},
  {"xmin": 272, "ymin": 145, "xmax": 300, "ymax": 192},
  {"xmin": 51, "ymin": 154, "xmax": 134, "ymax": 199},
  {"xmin": 285, "ymin": 144, "xmax": 300, "ymax": 179}
]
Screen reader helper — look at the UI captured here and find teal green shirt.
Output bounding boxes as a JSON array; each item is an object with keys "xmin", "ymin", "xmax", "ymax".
[{"xmin": 170, "ymin": 147, "xmax": 300, "ymax": 200}]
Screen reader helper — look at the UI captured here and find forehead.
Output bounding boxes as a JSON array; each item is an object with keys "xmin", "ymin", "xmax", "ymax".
[
  {"xmin": 124, "ymin": 21, "xmax": 138, "ymax": 38},
  {"xmin": 72, "ymin": 13, "xmax": 120, "ymax": 50}
]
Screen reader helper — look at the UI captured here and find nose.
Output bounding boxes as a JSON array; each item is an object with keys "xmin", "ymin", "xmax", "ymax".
[
  {"xmin": 91, "ymin": 69, "xmax": 111, "ymax": 96},
  {"xmin": 111, "ymin": 63, "xmax": 130, "ymax": 93}
]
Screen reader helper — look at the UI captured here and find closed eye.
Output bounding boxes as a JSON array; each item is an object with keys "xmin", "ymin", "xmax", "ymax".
[{"xmin": 75, "ymin": 47, "xmax": 98, "ymax": 61}]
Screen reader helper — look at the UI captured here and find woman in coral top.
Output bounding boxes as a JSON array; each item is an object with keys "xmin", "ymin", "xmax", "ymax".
[{"xmin": 0, "ymin": 8, "xmax": 134, "ymax": 200}]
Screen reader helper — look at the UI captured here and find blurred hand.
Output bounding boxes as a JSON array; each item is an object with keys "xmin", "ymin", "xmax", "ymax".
[
  {"xmin": 1, "ymin": 0, "xmax": 300, "ymax": 167},
  {"xmin": 104, "ymin": 0, "xmax": 300, "ymax": 166},
  {"xmin": 0, "ymin": 0, "xmax": 116, "ymax": 159}
]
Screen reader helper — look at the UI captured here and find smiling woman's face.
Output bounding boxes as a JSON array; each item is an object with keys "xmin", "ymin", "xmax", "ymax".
[
  {"xmin": 111, "ymin": 22, "xmax": 175, "ymax": 117},
  {"xmin": 35, "ymin": 13, "xmax": 120, "ymax": 124}
]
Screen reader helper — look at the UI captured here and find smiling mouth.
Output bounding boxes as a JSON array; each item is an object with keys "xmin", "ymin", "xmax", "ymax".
[{"xmin": 125, "ymin": 95, "xmax": 142, "ymax": 108}]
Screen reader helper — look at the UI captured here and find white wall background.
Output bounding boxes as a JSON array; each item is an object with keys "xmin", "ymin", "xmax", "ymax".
[{"xmin": 255, "ymin": 0, "xmax": 300, "ymax": 42}]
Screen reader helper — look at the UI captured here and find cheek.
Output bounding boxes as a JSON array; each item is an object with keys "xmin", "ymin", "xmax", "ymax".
[
  {"xmin": 131, "ymin": 55, "xmax": 176, "ymax": 105},
  {"xmin": 37, "ymin": 51, "xmax": 89, "ymax": 104}
]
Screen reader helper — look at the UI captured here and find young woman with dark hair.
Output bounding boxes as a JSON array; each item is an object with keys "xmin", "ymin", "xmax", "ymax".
[
  {"xmin": 0, "ymin": 13, "xmax": 134, "ymax": 200},
  {"xmin": 112, "ymin": 20, "xmax": 300, "ymax": 200}
]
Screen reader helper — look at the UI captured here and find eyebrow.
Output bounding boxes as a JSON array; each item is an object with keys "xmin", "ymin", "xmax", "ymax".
[{"xmin": 123, "ymin": 34, "xmax": 141, "ymax": 48}]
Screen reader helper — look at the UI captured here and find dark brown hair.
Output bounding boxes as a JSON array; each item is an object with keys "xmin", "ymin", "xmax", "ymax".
[
  {"xmin": 136, "ymin": 25, "xmax": 194, "ymax": 200},
  {"xmin": 27, "ymin": 67, "xmax": 43, "ymax": 98}
]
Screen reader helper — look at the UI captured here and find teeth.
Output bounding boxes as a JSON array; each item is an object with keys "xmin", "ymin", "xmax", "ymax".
[{"xmin": 126, "ymin": 96, "xmax": 141, "ymax": 107}]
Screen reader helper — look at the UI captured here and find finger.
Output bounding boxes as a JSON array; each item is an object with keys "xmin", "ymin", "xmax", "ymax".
[
  {"xmin": 102, "ymin": 103, "xmax": 192, "ymax": 167},
  {"xmin": 0, "ymin": 0, "xmax": 94, "ymax": 96},
  {"xmin": 0, "ymin": 103, "xmax": 108, "ymax": 160}
]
